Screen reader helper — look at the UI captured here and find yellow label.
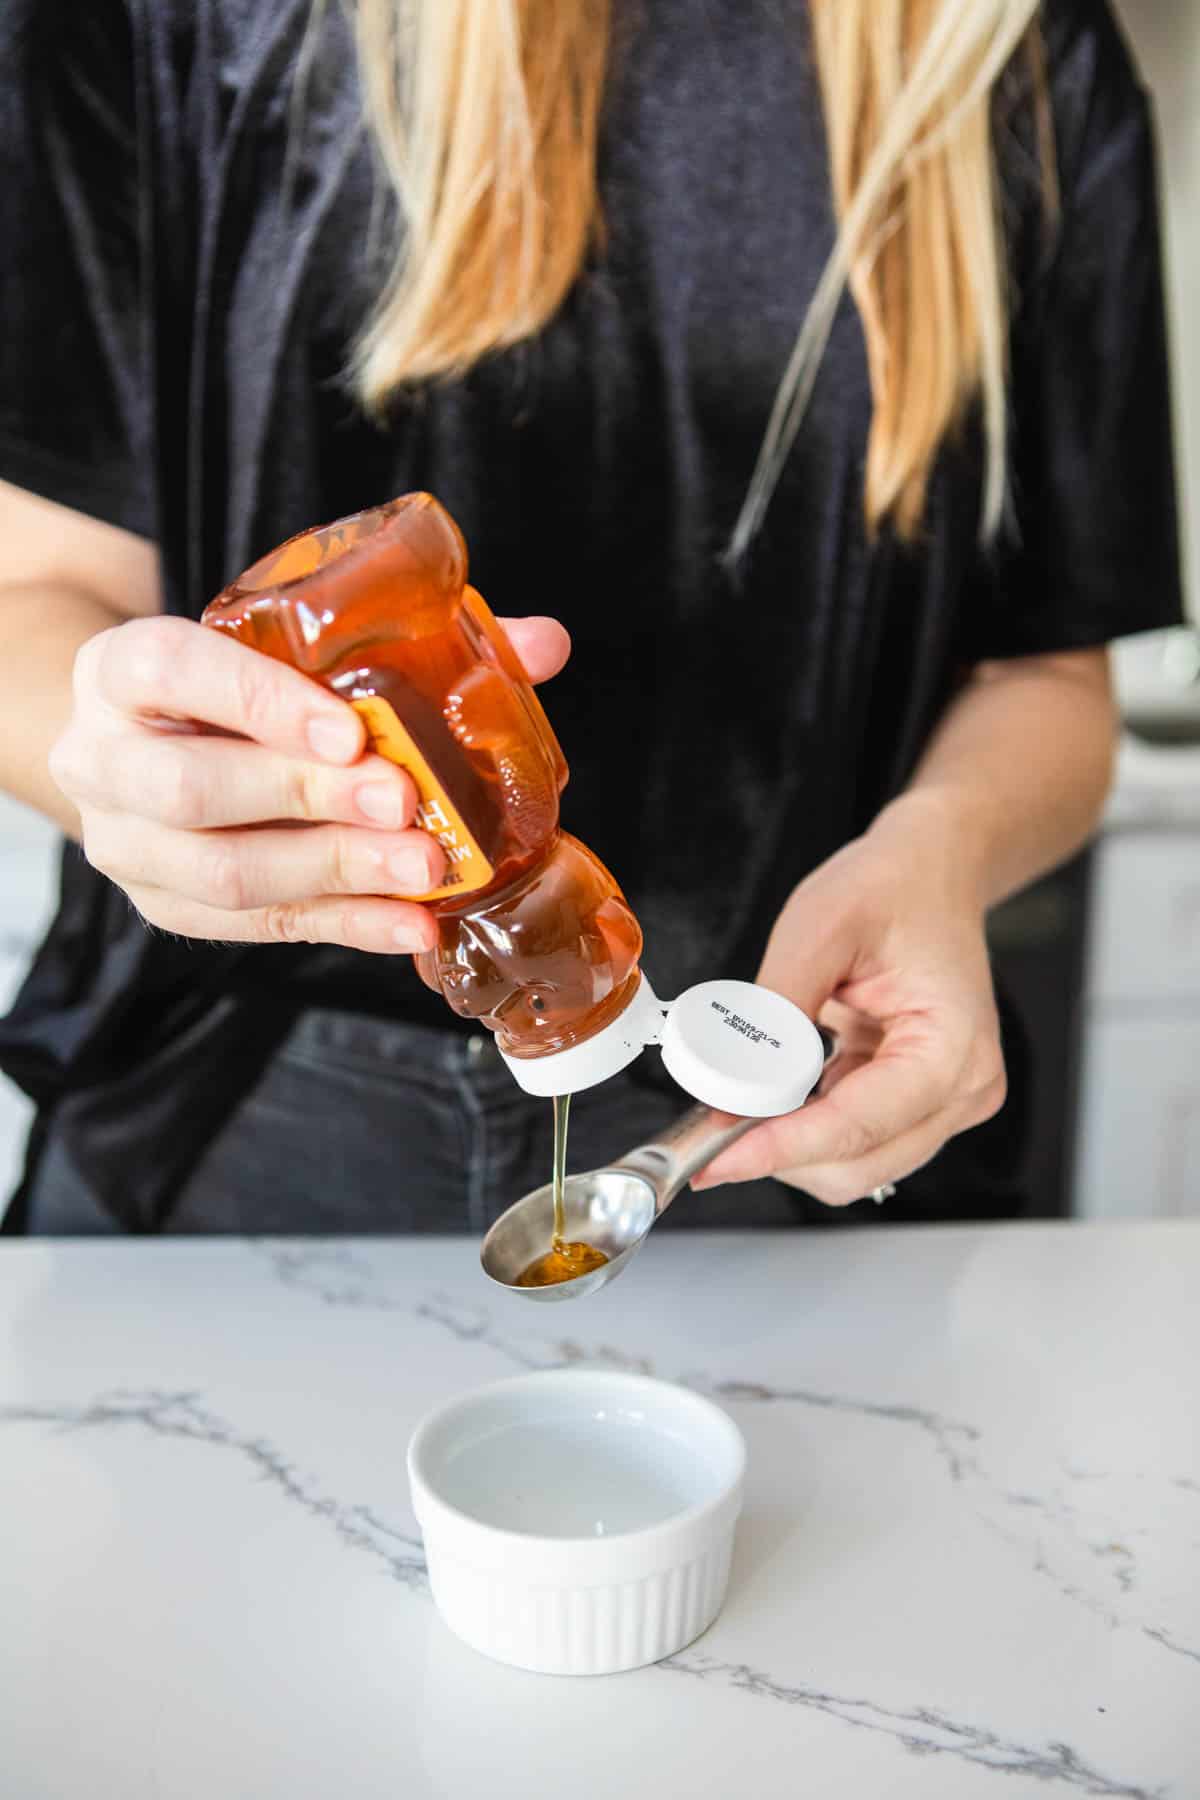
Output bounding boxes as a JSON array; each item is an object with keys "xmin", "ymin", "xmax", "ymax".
[{"xmin": 352, "ymin": 695, "xmax": 495, "ymax": 902}]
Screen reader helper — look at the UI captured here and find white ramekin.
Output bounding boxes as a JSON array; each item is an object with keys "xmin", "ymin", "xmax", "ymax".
[{"xmin": 407, "ymin": 1369, "xmax": 746, "ymax": 1676}]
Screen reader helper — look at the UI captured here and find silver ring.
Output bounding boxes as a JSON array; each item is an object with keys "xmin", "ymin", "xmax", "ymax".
[{"xmin": 870, "ymin": 1184, "xmax": 897, "ymax": 1205}]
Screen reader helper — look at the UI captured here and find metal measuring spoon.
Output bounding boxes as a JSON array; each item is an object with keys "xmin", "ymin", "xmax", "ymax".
[
  {"xmin": 481, "ymin": 1029, "xmax": 839, "ymax": 1303},
  {"xmin": 479, "ymin": 1105, "xmax": 757, "ymax": 1302}
]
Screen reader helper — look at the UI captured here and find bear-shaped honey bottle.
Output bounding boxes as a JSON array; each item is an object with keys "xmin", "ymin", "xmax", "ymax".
[{"xmin": 203, "ymin": 493, "xmax": 650, "ymax": 1078}]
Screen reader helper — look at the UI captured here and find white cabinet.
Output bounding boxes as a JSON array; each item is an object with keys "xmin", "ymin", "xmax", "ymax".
[
  {"xmin": 1075, "ymin": 1017, "xmax": 1200, "ymax": 1217},
  {"xmin": 0, "ymin": 795, "xmax": 59, "ymax": 1202},
  {"xmin": 1086, "ymin": 835, "xmax": 1200, "ymax": 1002},
  {"xmin": 1076, "ymin": 808, "xmax": 1200, "ymax": 1218},
  {"xmin": 1112, "ymin": 1, "xmax": 1200, "ymax": 624}
]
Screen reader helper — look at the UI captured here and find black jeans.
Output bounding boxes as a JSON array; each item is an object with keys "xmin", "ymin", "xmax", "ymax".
[
  {"xmin": 24, "ymin": 1006, "xmax": 1030, "ymax": 1235},
  {"xmin": 25, "ymin": 1009, "xmax": 818, "ymax": 1235}
]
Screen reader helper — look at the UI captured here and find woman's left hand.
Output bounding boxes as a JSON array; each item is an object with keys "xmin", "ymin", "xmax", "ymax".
[{"xmin": 692, "ymin": 797, "xmax": 1008, "ymax": 1204}]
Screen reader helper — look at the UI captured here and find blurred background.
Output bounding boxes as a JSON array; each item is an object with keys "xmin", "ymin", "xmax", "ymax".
[{"xmin": 1, "ymin": 0, "xmax": 1196, "ymax": 1219}]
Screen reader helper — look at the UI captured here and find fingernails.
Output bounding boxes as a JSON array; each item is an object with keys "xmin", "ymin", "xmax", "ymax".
[
  {"xmin": 356, "ymin": 782, "xmax": 408, "ymax": 827},
  {"xmin": 387, "ymin": 847, "xmax": 435, "ymax": 890},
  {"xmin": 307, "ymin": 715, "xmax": 360, "ymax": 763}
]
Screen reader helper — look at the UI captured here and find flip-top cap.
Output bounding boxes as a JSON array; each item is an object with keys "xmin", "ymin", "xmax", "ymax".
[
  {"xmin": 659, "ymin": 979, "xmax": 825, "ymax": 1117},
  {"xmin": 500, "ymin": 974, "xmax": 823, "ymax": 1115}
]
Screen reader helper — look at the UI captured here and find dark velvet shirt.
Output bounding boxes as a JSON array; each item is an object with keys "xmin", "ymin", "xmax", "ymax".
[{"xmin": 0, "ymin": 0, "xmax": 1183, "ymax": 1226}]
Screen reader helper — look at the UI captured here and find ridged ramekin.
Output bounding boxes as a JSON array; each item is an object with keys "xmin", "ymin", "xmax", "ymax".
[{"xmin": 407, "ymin": 1369, "xmax": 746, "ymax": 1676}]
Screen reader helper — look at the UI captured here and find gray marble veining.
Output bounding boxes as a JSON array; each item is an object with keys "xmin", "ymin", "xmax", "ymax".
[
  {"xmin": 1, "ymin": 1224, "xmax": 1196, "ymax": 1799},
  {"xmin": 255, "ymin": 1239, "xmax": 1200, "ymax": 1668}
]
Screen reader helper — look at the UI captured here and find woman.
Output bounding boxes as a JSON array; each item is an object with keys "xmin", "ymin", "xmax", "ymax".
[{"xmin": 0, "ymin": 0, "xmax": 1181, "ymax": 1234}]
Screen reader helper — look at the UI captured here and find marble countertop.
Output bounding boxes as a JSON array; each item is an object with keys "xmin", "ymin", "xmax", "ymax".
[{"xmin": 2, "ymin": 1225, "xmax": 1197, "ymax": 1800}]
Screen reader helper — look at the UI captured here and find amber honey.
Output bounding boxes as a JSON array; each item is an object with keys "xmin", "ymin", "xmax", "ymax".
[
  {"xmin": 203, "ymin": 495, "xmax": 641, "ymax": 1263},
  {"xmin": 515, "ymin": 1241, "xmax": 609, "ymax": 1287},
  {"xmin": 203, "ymin": 494, "xmax": 643, "ymax": 1063},
  {"xmin": 515, "ymin": 1094, "xmax": 608, "ymax": 1287}
]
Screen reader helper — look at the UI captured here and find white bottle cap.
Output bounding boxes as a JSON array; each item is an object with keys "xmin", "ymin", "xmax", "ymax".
[
  {"xmin": 658, "ymin": 979, "xmax": 825, "ymax": 1117},
  {"xmin": 499, "ymin": 974, "xmax": 824, "ymax": 1116}
]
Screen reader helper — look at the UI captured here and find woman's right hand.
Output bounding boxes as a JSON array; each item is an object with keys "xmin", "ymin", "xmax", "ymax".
[{"xmin": 49, "ymin": 612, "xmax": 569, "ymax": 954}]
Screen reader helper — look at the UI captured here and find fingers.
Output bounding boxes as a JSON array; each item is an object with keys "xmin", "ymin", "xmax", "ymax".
[
  {"xmin": 816, "ymin": 998, "xmax": 884, "ymax": 1065},
  {"xmin": 693, "ymin": 1089, "xmax": 967, "ymax": 1205},
  {"xmin": 77, "ymin": 616, "xmax": 365, "ymax": 763},
  {"xmin": 126, "ymin": 884, "xmax": 438, "ymax": 955},
  {"xmin": 79, "ymin": 615, "xmax": 568, "ymax": 771},
  {"xmin": 702, "ymin": 1029, "xmax": 960, "ymax": 1184},
  {"xmin": 57, "ymin": 610, "xmax": 572, "ymax": 962},
  {"xmin": 755, "ymin": 893, "xmax": 862, "ymax": 1025},
  {"xmin": 693, "ymin": 1030, "xmax": 1006, "ymax": 1202},
  {"xmin": 497, "ymin": 616, "xmax": 571, "ymax": 685},
  {"xmin": 84, "ymin": 816, "xmax": 446, "ymax": 911},
  {"xmin": 776, "ymin": 1109, "xmax": 969, "ymax": 1207},
  {"xmin": 56, "ymin": 730, "xmax": 418, "ymax": 832},
  {"xmin": 811, "ymin": 1049, "xmax": 871, "ymax": 1101}
]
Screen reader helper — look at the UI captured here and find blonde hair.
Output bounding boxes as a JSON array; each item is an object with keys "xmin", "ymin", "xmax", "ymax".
[{"xmin": 349, "ymin": 0, "xmax": 1049, "ymax": 547}]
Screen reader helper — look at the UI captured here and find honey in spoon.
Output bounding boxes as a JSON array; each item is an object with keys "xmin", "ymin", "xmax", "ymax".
[{"xmin": 515, "ymin": 1095, "xmax": 609, "ymax": 1288}]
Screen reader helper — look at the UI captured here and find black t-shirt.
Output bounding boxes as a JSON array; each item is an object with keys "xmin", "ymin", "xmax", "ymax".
[{"xmin": 0, "ymin": 0, "xmax": 1183, "ymax": 1226}]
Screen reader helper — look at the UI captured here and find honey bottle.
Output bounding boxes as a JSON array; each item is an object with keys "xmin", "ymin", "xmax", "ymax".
[{"xmin": 202, "ymin": 493, "xmax": 665, "ymax": 1092}]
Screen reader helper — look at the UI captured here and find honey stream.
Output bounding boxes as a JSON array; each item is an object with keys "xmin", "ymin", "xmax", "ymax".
[{"xmin": 514, "ymin": 1094, "xmax": 609, "ymax": 1288}]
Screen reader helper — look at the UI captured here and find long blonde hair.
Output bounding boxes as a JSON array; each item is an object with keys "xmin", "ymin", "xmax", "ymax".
[{"xmin": 349, "ymin": 0, "xmax": 1049, "ymax": 547}]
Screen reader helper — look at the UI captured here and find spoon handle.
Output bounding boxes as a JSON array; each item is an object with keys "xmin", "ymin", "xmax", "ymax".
[
  {"xmin": 609, "ymin": 1027, "xmax": 839, "ymax": 1216},
  {"xmin": 608, "ymin": 1107, "xmax": 757, "ymax": 1214}
]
